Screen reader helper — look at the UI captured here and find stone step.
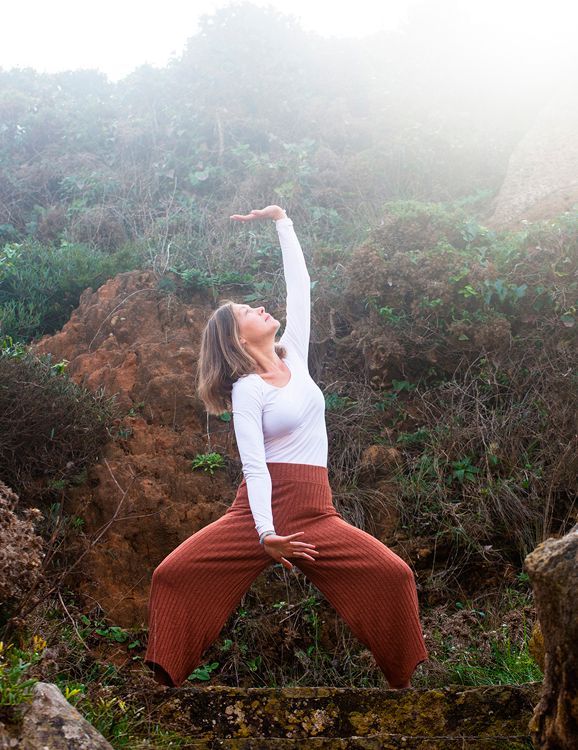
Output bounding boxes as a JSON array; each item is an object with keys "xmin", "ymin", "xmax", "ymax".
[
  {"xmin": 181, "ymin": 735, "xmax": 532, "ymax": 749},
  {"xmin": 148, "ymin": 683, "xmax": 541, "ymax": 747}
]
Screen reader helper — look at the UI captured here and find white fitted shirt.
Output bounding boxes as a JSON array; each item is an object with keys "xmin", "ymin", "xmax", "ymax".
[{"xmin": 231, "ymin": 217, "xmax": 328, "ymax": 538}]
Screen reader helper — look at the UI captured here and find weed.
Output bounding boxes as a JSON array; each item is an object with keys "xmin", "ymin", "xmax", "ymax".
[
  {"xmin": 187, "ymin": 661, "xmax": 220, "ymax": 682},
  {"xmin": 191, "ymin": 452, "xmax": 225, "ymax": 475}
]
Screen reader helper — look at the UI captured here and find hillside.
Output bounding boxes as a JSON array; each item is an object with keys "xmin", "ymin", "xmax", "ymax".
[{"xmin": 0, "ymin": 4, "xmax": 576, "ymax": 747}]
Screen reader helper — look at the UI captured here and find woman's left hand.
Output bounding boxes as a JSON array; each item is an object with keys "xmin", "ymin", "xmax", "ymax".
[
  {"xmin": 230, "ymin": 205, "xmax": 287, "ymax": 222},
  {"xmin": 262, "ymin": 531, "xmax": 319, "ymax": 571}
]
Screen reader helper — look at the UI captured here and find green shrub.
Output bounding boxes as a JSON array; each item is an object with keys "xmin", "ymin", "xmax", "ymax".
[
  {"xmin": 0, "ymin": 239, "xmax": 141, "ymax": 342},
  {"xmin": 0, "ymin": 344, "xmax": 120, "ymax": 494}
]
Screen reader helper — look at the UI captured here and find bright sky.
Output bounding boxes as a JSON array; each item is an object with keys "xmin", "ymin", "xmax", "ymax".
[{"xmin": 0, "ymin": 0, "xmax": 575, "ymax": 82}]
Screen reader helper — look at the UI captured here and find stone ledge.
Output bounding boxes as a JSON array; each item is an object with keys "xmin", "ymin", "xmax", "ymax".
[
  {"xmin": 148, "ymin": 683, "xmax": 541, "ymax": 744},
  {"xmin": 175, "ymin": 734, "xmax": 533, "ymax": 749}
]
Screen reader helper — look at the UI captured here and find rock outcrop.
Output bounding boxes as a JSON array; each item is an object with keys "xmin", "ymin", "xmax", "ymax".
[
  {"xmin": 524, "ymin": 523, "xmax": 578, "ymax": 749},
  {"xmin": 487, "ymin": 81, "xmax": 578, "ymax": 229},
  {"xmin": 0, "ymin": 682, "xmax": 543, "ymax": 749},
  {"xmin": 140, "ymin": 683, "xmax": 542, "ymax": 748},
  {"xmin": 0, "ymin": 682, "xmax": 113, "ymax": 749}
]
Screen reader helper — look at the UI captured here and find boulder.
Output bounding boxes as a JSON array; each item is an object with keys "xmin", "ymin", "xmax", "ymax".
[
  {"xmin": 0, "ymin": 681, "xmax": 113, "ymax": 749},
  {"xmin": 524, "ymin": 523, "xmax": 578, "ymax": 749},
  {"xmin": 487, "ymin": 81, "xmax": 578, "ymax": 228}
]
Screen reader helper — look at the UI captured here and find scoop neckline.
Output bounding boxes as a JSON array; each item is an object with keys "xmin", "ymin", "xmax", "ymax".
[{"xmin": 257, "ymin": 357, "xmax": 293, "ymax": 390}]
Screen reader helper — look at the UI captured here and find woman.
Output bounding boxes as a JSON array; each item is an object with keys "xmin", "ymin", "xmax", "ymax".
[{"xmin": 144, "ymin": 204, "xmax": 429, "ymax": 688}]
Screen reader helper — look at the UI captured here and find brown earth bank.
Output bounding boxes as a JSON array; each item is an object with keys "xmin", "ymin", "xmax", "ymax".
[{"xmin": 31, "ymin": 270, "xmax": 239, "ymax": 627}]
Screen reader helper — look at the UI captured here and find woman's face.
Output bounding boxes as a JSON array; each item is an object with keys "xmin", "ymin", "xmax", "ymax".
[{"xmin": 232, "ymin": 303, "xmax": 280, "ymax": 346}]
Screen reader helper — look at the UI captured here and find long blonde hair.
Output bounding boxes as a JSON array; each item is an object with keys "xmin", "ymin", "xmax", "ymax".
[{"xmin": 196, "ymin": 299, "xmax": 287, "ymax": 415}]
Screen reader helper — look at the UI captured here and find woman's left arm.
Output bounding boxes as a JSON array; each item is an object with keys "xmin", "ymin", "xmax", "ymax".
[
  {"xmin": 274, "ymin": 216, "xmax": 310, "ymax": 363},
  {"xmin": 230, "ymin": 205, "xmax": 311, "ymax": 364}
]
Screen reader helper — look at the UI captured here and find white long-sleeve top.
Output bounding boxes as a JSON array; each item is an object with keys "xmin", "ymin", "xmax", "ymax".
[{"xmin": 231, "ymin": 217, "xmax": 328, "ymax": 538}]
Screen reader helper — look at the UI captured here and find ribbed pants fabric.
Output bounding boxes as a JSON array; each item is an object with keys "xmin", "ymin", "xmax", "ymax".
[{"xmin": 144, "ymin": 462, "xmax": 429, "ymax": 687}]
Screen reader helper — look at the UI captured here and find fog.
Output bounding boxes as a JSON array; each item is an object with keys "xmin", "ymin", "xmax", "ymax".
[{"xmin": 1, "ymin": 0, "xmax": 576, "ymax": 94}]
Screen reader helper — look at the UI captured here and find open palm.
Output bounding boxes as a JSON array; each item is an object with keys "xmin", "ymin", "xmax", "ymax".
[{"xmin": 230, "ymin": 205, "xmax": 286, "ymax": 222}]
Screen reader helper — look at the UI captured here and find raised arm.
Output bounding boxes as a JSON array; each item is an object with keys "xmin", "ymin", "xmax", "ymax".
[
  {"xmin": 276, "ymin": 217, "xmax": 311, "ymax": 364},
  {"xmin": 231, "ymin": 375, "xmax": 275, "ymax": 541},
  {"xmin": 230, "ymin": 205, "xmax": 311, "ymax": 365}
]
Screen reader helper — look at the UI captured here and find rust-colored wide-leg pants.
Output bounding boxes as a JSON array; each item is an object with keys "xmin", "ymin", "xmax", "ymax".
[{"xmin": 144, "ymin": 462, "xmax": 429, "ymax": 687}]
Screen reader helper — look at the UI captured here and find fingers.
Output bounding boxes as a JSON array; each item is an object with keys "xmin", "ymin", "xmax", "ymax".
[
  {"xmin": 298, "ymin": 552, "xmax": 317, "ymax": 562},
  {"xmin": 229, "ymin": 209, "xmax": 264, "ymax": 222},
  {"xmin": 230, "ymin": 206, "xmax": 282, "ymax": 222},
  {"xmin": 286, "ymin": 544, "xmax": 319, "ymax": 562},
  {"xmin": 289, "ymin": 542, "xmax": 319, "ymax": 555},
  {"xmin": 284, "ymin": 534, "xmax": 319, "ymax": 559},
  {"xmin": 229, "ymin": 214, "xmax": 255, "ymax": 222},
  {"xmin": 291, "ymin": 546, "xmax": 319, "ymax": 556}
]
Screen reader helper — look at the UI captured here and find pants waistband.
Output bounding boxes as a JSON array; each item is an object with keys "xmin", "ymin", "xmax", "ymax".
[{"xmin": 239, "ymin": 462, "xmax": 329, "ymax": 485}]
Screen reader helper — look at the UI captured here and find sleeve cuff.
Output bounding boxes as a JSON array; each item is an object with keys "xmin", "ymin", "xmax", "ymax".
[{"xmin": 275, "ymin": 216, "xmax": 293, "ymax": 227}]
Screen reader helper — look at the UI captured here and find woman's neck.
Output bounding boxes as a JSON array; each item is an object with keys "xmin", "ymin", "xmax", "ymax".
[{"xmin": 247, "ymin": 345, "xmax": 283, "ymax": 375}]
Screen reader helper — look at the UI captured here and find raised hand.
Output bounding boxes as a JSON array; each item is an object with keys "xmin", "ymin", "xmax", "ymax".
[
  {"xmin": 230, "ymin": 205, "xmax": 287, "ymax": 222},
  {"xmin": 263, "ymin": 531, "xmax": 319, "ymax": 571}
]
